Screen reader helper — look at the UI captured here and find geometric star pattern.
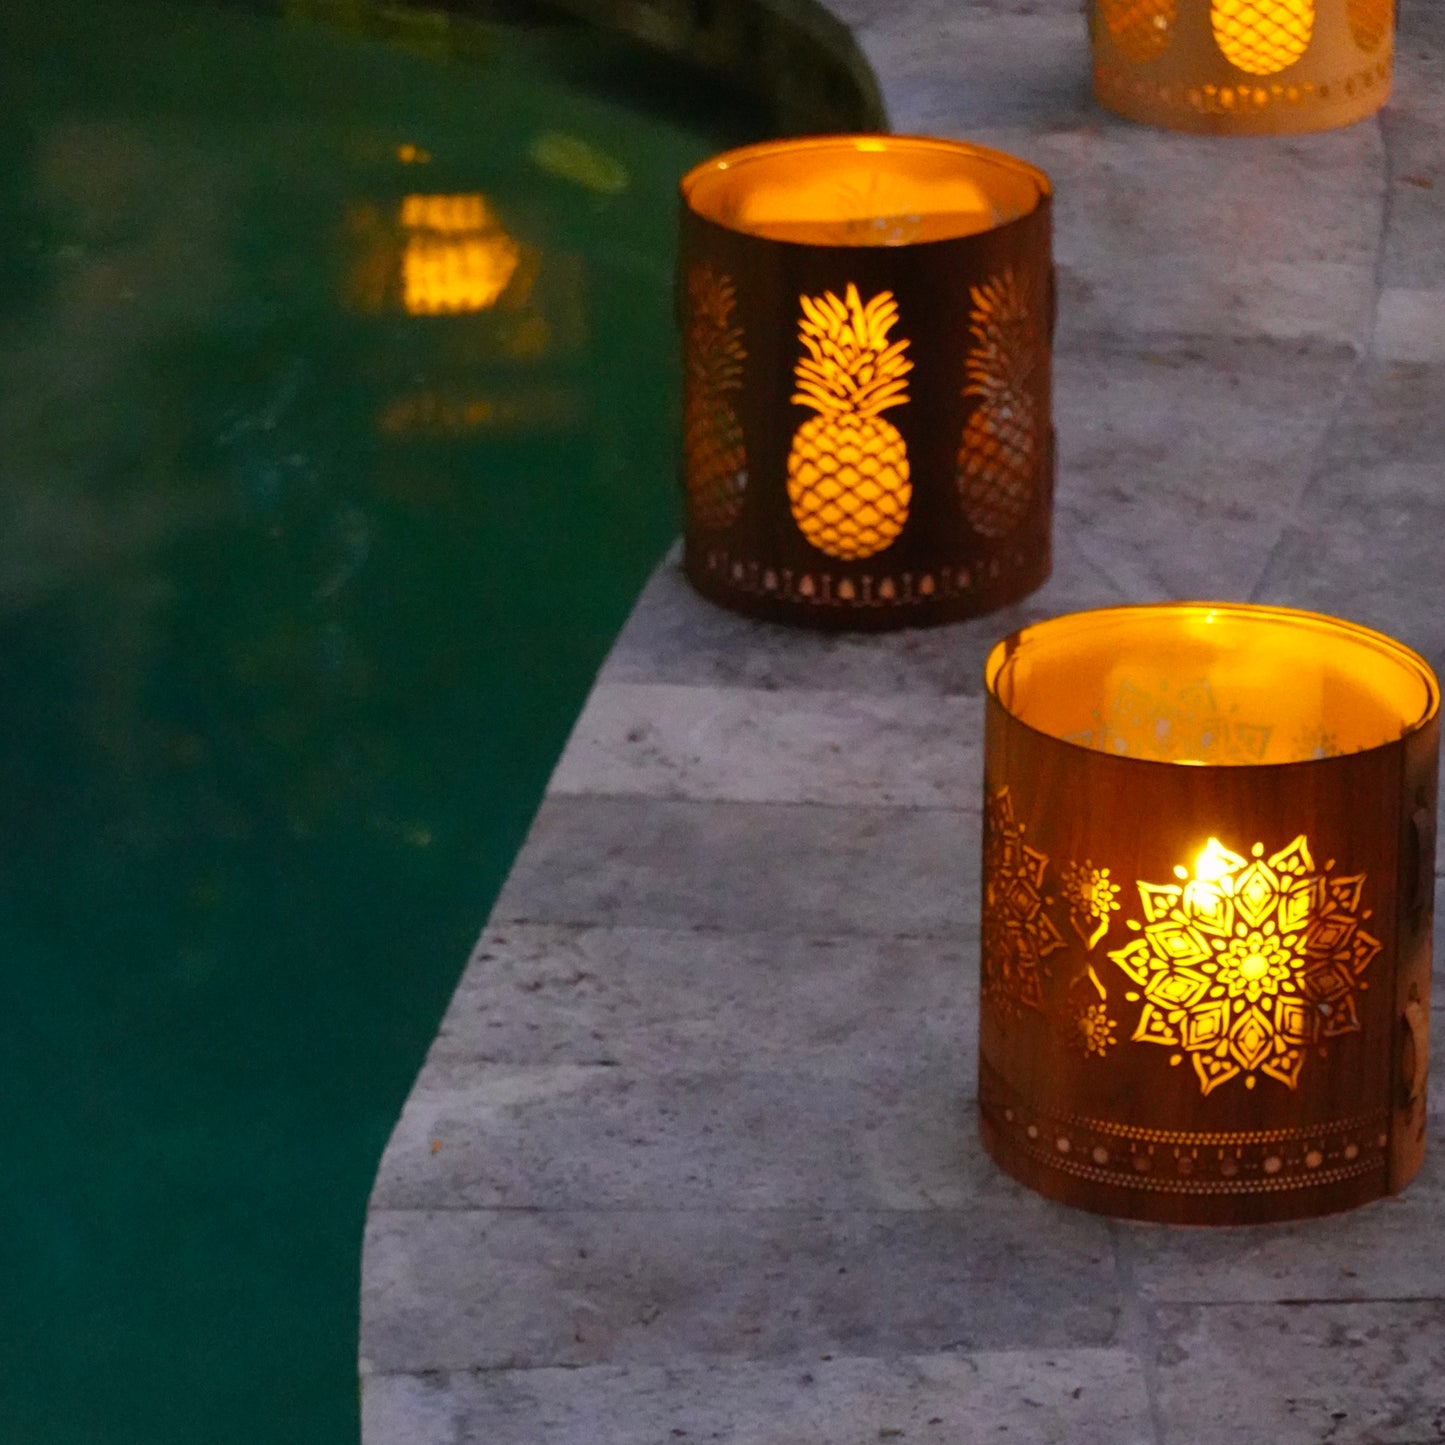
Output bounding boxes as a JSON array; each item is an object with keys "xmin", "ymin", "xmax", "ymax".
[
  {"xmin": 982, "ymin": 786, "xmax": 1065, "ymax": 1015},
  {"xmin": 1107, "ymin": 835, "xmax": 1380, "ymax": 1096}
]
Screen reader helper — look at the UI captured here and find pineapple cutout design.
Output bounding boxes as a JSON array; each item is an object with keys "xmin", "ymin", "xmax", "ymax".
[
  {"xmin": 1211, "ymin": 0, "xmax": 1316, "ymax": 75},
  {"xmin": 1347, "ymin": 0, "xmax": 1392, "ymax": 53},
  {"xmin": 1098, "ymin": 0, "xmax": 1177, "ymax": 62},
  {"xmin": 787, "ymin": 284, "xmax": 914, "ymax": 561},
  {"xmin": 683, "ymin": 265, "xmax": 749, "ymax": 531},
  {"xmin": 958, "ymin": 269, "xmax": 1042, "ymax": 540}
]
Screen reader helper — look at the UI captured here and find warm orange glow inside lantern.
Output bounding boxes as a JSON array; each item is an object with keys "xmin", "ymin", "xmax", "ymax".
[
  {"xmin": 678, "ymin": 136, "xmax": 1054, "ymax": 629},
  {"xmin": 1092, "ymin": 0, "xmax": 1395, "ymax": 133},
  {"xmin": 979, "ymin": 603, "xmax": 1438, "ymax": 1223}
]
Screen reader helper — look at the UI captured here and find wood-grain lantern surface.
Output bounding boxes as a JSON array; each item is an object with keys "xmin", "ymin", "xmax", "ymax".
[
  {"xmin": 979, "ymin": 603, "xmax": 1439, "ymax": 1224},
  {"xmin": 1091, "ymin": 0, "xmax": 1396, "ymax": 133},
  {"xmin": 678, "ymin": 136, "xmax": 1054, "ymax": 630}
]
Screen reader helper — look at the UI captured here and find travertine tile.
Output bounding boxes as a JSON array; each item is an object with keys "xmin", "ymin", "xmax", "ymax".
[
  {"xmin": 1054, "ymin": 335, "xmax": 1354, "ymax": 600},
  {"xmin": 859, "ymin": 11, "xmax": 1094, "ymax": 130},
  {"xmin": 1380, "ymin": 115, "xmax": 1445, "ymax": 292},
  {"xmin": 599, "ymin": 536, "xmax": 1124, "ymax": 696},
  {"xmin": 549, "ymin": 682, "xmax": 984, "ymax": 808},
  {"xmin": 360, "ymin": 1203, "xmax": 1120, "ymax": 1374},
  {"xmin": 958, "ymin": 124, "xmax": 1385, "ymax": 350},
  {"xmin": 1253, "ymin": 459, "xmax": 1445, "ymax": 675},
  {"xmin": 364, "ymin": 7, "xmax": 1445, "ymax": 1445},
  {"xmin": 1390, "ymin": 1, "xmax": 1445, "ymax": 126},
  {"xmin": 1374, "ymin": 289, "xmax": 1445, "ymax": 363},
  {"xmin": 428, "ymin": 924, "xmax": 975, "ymax": 1069},
  {"xmin": 1150, "ymin": 1300, "xmax": 1445, "ymax": 1445},
  {"xmin": 1296, "ymin": 360, "xmax": 1445, "ymax": 475},
  {"xmin": 363, "ymin": 1348, "xmax": 1155, "ymax": 1445},
  {"xmin": 1120, "ymin": 1119, "xmax": 1445, "ymax": 1306},
  {"xmin": 495, "ymin": 795, "xmax": 980, "ymax": 938},
  {"xmin": 371, "ymin": 1057, "xmax": 979, "ymax": 1212}
]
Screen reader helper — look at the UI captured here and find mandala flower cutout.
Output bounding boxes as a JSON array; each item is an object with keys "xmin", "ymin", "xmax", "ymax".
[
  {"xmin": 1061, "ymin": 860, "xmax": 1122, "ymax": 949},
  {"xmin": 1107, "ymin": 836, "xmax": 1380, "ymax": 1096},
  {"xmin": 1074, "ymin": 1000, "xmax": 1118, "ymax": 1058},
  {"xmin": 982, "ymin": 786, "xmax": 1065, "ymax": 1014}
]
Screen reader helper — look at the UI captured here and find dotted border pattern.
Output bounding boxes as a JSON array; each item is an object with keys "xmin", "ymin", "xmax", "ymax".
[
  {"xmin": 1006, "ymin": 1131, "xmax": 1384, "ymax": 1195},
  {"xmin": 697, "ymin": 546, "xmax": 1030, "ymax": 609},
  {"xmin": 1094, "ymin": 55, "xmax": 1391, "ymax": 118},
  {"xmin": 980, "ymin": 1061, "xmax": 1389, "ymax": 1197}
]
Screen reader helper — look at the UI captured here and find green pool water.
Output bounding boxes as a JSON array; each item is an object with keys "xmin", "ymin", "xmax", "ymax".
[{"xmin": 0, "ymin": 3, "xmax": 767, "ymax": 1438}]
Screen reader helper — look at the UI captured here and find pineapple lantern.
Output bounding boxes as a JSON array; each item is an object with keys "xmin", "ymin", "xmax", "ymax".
[
  {"xmin": 1091, "ymin": 0, "xmax": 1396, "ymax": 133},
  {"xmin": 678, "ymin": 136, "xmax": 1055, "ymax": 630}
]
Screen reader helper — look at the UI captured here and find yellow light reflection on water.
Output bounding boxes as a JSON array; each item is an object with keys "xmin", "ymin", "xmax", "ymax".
[{"xmin": 399, "ymin": 194, "xmax": 521, "ymax": 315}]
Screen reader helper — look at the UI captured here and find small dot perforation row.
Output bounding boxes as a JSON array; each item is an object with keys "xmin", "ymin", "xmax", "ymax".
[
  {"xmin": 989, "ymin": 1092, "xmax": 1388, "ymax": 1196},
  {"xmin": 701, "ymin": 547, "xmax": 1029, "ymax": 607},
  {"xmin": 1094, "ymin": 55, "xmax": 1390, "ymax": 114}
]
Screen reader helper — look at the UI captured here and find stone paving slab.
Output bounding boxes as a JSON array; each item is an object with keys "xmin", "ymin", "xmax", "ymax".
[
  {"xmin": 425, "ymin": 924, "xmax": 975, "ymax": 1068},
  {"xmin": 600, "ymin": 528, "xmax": 1126, "ymax": 694},
  {"xmin": 1150, "ymin": 1300, "xmax": 1445, "ymax": 1445},
  {"xmin": 1381, "ymin": 20, "xmax": 1445, "ymax": 291},
  {"xmin": 495, "ymin": 795, "xmax": 980, "ymax": 938},
  {"xmin": 1043, "ymin": 130, "xmax": 1383, "ymax": 349},
  {"xmin": 371, "ymin": 1055, "xmax": 980, "ymax": 1212},
  {"xmin": 364, "ymin": 1, "xmax": 1445, "ymax": 1441},
  {"xmin": 362, "ymin": 1349, "xmax": 1156, "ymax": 1445},
  {"xmin": 1053, "ymin": 335, "xmax": 1355, "ymax": 600},
  {"xmin": 1253, "ymin": 364, "xmax": 1445, "ymax": 667},
  {"xmin": 981, "ymin": 124, "xmax": 1380, "ymax": 350},
  {"xmin": 1120, "ymin": 1079, "xmax": 1445, "ymax": 1306},
  {"xmin": 549, "ymin": 682, "xmax": 983, "ymax": 808},
  {"xmin": 859, "ymin": 9, "xmax": 1096, "ymax": 131},
  {"xmin": 1375, "ymin": 290, "xmax": 1445, "ymax": 362},
  {"xmin": 361, "ymin": 1203, "xmax": 1120, "ymax": 1375}
]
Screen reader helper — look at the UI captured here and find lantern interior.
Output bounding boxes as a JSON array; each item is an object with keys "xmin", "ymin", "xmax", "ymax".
[
  {"xmin": 987, "ymin": 604, "xmax": 1439, "ymax": 765},
  {"xmin": 682, "ymin": 136, "xmax": 1049, "ymax": 246}
]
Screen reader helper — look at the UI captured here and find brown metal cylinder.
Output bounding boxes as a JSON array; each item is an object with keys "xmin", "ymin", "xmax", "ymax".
[
  {"xmin": 1090, "ymin": 0, "xmax": 1395, "ymax": 135},
  {"xmin": 677, "ymin": 135, "xmax": 1054, "ymax": 631},
  {"xmin": 979, "ymin": 603, "xmax": 1438, "ymax": 1224}
]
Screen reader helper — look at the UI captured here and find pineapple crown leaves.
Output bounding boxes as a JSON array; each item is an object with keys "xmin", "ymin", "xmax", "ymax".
[
  {"xmin": 963, "ymin": 268, "xmax": 1038, "ymax": 401},
  {"xmin": 685, "ymin": 264, "xmax": 746, "ymax": 392},
  {"xmin": 791, "ymin": 282, "xmax": 913, "ymax": 418}
]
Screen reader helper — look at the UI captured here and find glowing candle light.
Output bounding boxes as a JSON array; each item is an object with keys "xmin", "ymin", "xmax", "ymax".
[
  {"xmin": 979, "ymin": 602, "xmax": 1438, "ymax": 1224},
  {"xmin": 677, "ymin": 135, "xmax": 1055, "ymax": 630},
  {"xmin": 1091, "ymin": 0, "xmax": 1395, "ymax": 134}
]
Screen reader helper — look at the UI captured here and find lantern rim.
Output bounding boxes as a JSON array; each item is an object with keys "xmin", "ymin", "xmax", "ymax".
[
  {"xmin": 679, "ymin": 133, "xmax": 1051, "ymax": 246},
  {"xmin": 985, "ymin": 601, "xmax": 1440, "ymax": 769}
]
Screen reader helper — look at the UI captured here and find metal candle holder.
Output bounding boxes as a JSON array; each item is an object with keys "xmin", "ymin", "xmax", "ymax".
[
  {"xmin": 979, "ymin": 602, "xmax": 1438, "ymax": 1224},
  {"xmin": 678, "ymin": 135, "xmax": 1054, "ymax": 631},
  {"xmin": 1091, "ymin": 0, "xmax": 1396, "ymax": 133}
]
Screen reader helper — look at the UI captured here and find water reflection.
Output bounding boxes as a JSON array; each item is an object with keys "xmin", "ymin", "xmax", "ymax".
[
  {"xmin": 528, "ymin": 130, "xmax": 630, "ymax": 194},
  {"xmin": 345, "ymin": 192, "xmax": 535, "ymax": 316},
  {"xmin": 0, "ymin": 0, "xmax": 720, "ymax": 1439},
  {"xmin": 377, "ymin": 385, "xmax": 581, "ymax": 436},
  {"xmin": 342, "ymin": 188, "xmax": 592, "ymax": 435},
  {"xmin": 398, "ymin": 193, "xmax": 521, "ymax": 315}
]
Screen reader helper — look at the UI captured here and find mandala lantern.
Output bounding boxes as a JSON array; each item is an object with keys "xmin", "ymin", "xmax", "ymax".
[
  {"xmin": 677, "ymin": 136, "xmax": 1054, "ymax": 630},
  {"xmin": 979, "ymin": 603, "xmax": 1438, "ymax": 1223},
  {"xmin": 1091, "ymin": 0, "xmax": 1396, "ymax": 133}
]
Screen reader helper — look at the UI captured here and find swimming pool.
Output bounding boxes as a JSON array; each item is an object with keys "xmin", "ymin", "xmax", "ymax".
[{"xmin": 0, "ymin": 1, "xmax": 784, "ymax": 1437}]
